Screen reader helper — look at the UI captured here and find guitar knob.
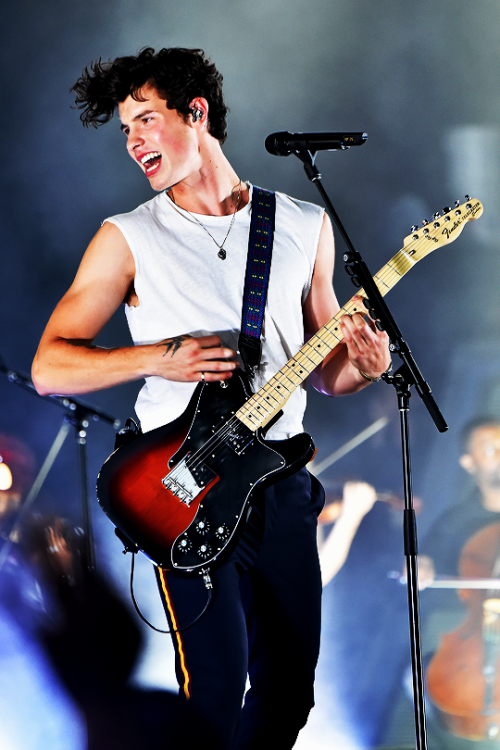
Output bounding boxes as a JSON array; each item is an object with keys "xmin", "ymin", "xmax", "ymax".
[
  {"xmin": 410, "ymin": 225, "xmax": 418, "ymax": 232},
  {"xmin": 176, "ymin": 536, "xmax": 192, "ymax": 554},
  {"xmin": 443, "ymin": 207, "xmax": 451, "ymax": 214},
  {"xmin": 433, "ymin": 212, "xmax": 440, "ymax": 219},
  {"xmin": 197, "ymin": 543, "xmax": 212, "ymax": 560},
  {"xmin": 195, "ymin": 519, "xmax": 210, "ymax": 535},
  {"xmin": 215, "ymin": 523, "xmax": 230, "ymax": 540},
  {"xmin": 422, "ymin": 218, "xmax": 429, "ymax": 226}
]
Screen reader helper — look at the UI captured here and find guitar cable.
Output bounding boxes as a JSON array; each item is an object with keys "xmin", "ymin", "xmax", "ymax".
[{"xmin": 128, "ymin": 552, "xmax": 214, "ymax": 633}]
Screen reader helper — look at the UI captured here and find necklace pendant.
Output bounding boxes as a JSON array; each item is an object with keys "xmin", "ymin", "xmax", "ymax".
[{"xmin": 218, "ymin": 248, "xmax": 227, "ymax": 260}]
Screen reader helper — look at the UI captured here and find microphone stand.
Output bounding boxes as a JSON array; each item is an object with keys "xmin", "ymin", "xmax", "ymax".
[
  {"xmin": 0, "ymin": 357, "xmax": 120, "ymax": 576},
  {"xmin": 291, "ymin": 144, "xmax": 449, "ymax": 750}
]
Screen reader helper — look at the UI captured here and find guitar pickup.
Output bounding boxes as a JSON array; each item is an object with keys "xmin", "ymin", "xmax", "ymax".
[
  {"xmin": 162, "ymin": 457, "xmax": 216, "ymax": 506},
  {"xmin": 223, "ymin": 425, "xmax": 254, "ymax": 455}
]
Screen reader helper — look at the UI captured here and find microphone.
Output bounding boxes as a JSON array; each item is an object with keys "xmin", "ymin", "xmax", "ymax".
[{"xmin": 265, "ymin": 131, "xmax": 367, "ymax": 156}]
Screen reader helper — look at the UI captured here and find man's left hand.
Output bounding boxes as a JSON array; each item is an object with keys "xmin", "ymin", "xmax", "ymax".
[{"xmin": 339, "ymin": 296, "xmax": 391, "ymax": 380}]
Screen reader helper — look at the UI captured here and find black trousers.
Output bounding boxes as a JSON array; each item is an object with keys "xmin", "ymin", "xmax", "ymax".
[{"xmin": 156, "ymin": 466, "xmax": 324, "ymax": 749}]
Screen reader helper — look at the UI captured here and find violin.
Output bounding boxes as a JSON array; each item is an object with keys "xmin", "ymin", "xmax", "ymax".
[{"xmin": 426, "ymin": 522, "xmax": 500, "ymax": 740}]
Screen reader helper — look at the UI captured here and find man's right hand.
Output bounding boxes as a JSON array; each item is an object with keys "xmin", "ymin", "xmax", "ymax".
[
  {"xmin": 149, "ymin": 334, "xmax": 239, "ymax": 383},
  {"xmin": 32, "ymin": 223, "xmax": 239, "ymax": 396}
]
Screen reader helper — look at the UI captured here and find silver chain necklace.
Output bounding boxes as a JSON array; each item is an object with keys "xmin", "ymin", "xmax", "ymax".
[{"xmin": 170, "ymin": 181, "xmax": 242, "ymax": 260}]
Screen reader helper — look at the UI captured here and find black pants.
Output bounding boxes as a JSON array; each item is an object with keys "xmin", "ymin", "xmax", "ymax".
[{"xmin": 156, "ymin": 466, "xmax": 324, "ymax": 749}]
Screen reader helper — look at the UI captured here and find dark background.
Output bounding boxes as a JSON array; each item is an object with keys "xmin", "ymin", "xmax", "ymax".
[{"xmin": 1, "ymin": 1, "xmax": 500, "ymax": 748}]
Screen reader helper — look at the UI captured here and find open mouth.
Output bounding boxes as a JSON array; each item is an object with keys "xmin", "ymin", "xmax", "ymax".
[{"xmin": 140, "ymin": 152, "xmax": 161, "ymax": 174}]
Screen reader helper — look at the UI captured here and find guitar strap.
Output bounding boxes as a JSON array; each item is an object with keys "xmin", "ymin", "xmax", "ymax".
[{"xmin": 238, "ymin": 186, "xmax": 276, "ymax": 376}]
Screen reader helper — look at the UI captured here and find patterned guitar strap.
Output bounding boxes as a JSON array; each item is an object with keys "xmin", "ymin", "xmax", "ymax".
[{"xmin": 238, "ymin": 186, "xmax": 276, "ymax": 376}]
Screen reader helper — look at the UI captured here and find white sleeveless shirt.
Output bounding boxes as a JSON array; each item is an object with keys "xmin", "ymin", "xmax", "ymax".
[{"xmin": 104, "ymin": 185, "xmax": 324, "ymax": 437}]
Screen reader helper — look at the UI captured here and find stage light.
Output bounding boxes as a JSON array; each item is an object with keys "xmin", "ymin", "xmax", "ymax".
[{"xmin": 0, "ymin": 457, "xmax": 13, "ymax": 491}]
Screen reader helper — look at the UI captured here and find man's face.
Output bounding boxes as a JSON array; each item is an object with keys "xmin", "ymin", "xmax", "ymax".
[
  {"xmin": 461, "ymin": 425, "xmax": 500, "ymax": 489},
  {"xmin": 118, "ymin": 85, "xmax": 202, "ymax": 192}
]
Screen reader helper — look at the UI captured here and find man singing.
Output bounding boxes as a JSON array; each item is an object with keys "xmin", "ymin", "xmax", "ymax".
[{"xmin": 32, "ymin": 47, "xmax": 390, "ymax": 748}]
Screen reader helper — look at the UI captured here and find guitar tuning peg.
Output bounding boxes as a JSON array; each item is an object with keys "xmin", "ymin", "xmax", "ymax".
[
  {"xmin": 422, "ymin": 218, "xmax": 429, "ymax": 226},
  {"xmin": 433, "ymin": 212, "xmax": 441, "ymax": 219},
  {"xmin": 443, "ymin": 207, "xmax": 451, "ymax": 214},
  {"xmin": 465, "ymin": 194, "xmax": 470, "ymax": 201},
  {"xmin": 410, "ymin": 225, "xmax": 418, "ymax": 232},
  {"xmin": 454, "ymin": 200, "xmax": 460, "ymax": 207}
]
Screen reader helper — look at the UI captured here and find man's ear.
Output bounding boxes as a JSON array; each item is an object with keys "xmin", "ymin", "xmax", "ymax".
[
  {"xmin": 459, "ymin": 453, "xmax": 475, "ymax": 474},
  {"xmin": 188, "ymin": 97, "xmax": 209, "ymax": 125}
]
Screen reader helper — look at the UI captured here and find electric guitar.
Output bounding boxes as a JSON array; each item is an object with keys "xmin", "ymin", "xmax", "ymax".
[{"xmin": 96, "ymin": 197, "xmax": 483, "ymax": 573}]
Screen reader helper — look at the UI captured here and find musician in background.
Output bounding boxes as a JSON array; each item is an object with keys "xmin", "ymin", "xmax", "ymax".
[
  {"xmin": 398, "ymin": 416, "xmax": 500, "ymax": 749},
  {"xmin": 31, "ymin": 47, "xmax": 390, "ymax": 748},
  {"xmin": 418, "ymin": 416, "xmax": 500, "ymax": 587}
]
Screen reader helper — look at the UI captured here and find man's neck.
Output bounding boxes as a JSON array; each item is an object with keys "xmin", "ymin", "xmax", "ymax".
[{"xmin": 169, "ymin": 145, "xmax": 248, "ymax": 216}]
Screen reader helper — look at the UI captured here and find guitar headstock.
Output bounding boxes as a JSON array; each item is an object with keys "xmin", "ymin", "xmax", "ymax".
[{"xmin": 402, "ymin": 197, "xmax": 483, "ymax": 261}]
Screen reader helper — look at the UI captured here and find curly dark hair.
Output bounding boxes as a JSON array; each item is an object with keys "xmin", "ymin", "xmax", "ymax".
[{"xmin": 71, "ymin": 47, "xmax": 228, "ymax": 143}]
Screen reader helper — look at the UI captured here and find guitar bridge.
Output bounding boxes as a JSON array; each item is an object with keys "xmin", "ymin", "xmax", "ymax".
[{"xmin": 162, "ymin": 457, "xmax": 216, "ymax": 506}]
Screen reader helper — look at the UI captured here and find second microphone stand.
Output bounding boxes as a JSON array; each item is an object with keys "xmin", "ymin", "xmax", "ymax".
[{"xmin": 0, "ymin": 359, "xmax": 120, "ymax": 577}]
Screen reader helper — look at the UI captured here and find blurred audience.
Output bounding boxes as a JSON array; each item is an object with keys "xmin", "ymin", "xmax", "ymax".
[{"xmin": 0, "ymin": 432, "xmax": 216, "ymax": 749}]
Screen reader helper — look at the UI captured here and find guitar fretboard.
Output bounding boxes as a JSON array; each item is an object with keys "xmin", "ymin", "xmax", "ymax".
[{"xmin": 235, "ymin": 246, "xmax": 418, "ymax": 432}]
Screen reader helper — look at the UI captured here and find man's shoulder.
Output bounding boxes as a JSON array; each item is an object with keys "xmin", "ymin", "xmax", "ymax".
[
  {"xmin": 105, "ymin": 191, "xmax": 167, "ymax": 227},
  {"xmin": 276, "ymin": 188, "xmax": 323, "ymax": 215},
  {"xmin": 251, "ymin": 184, "xmax": 323, "ymax": 216}
]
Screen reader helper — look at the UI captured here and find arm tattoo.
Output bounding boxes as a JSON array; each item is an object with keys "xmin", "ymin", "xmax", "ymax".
[{"xmin": 158, "ymin": 336, "xmax": 187, "ymax": 358}]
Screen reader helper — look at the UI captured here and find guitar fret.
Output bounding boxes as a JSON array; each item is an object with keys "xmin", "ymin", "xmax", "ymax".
[
  {"xmin": 295, "ymin": 350, "xmax": 319, "ymax": 369},
  {"xmin": 247, "ymin": 397, "xmax": 274, "ymax": 417},
  {"xmin": 388, "ymin": 252, "xmax": 415, "ymax": 276},
  {"xmin": 253, "ymin": 386, "xmax": 281, "ymax": 411},
  {"xmin": 373, "ymin": 273, "xmax": 391, "ymax": 291},
  {"xmin": 321, "ymin": 326, "xmax": 342, "ymax": 347},
  {"xmin": 301, "ymin": 343, "xmax": 325, "ymax": 366},
  {"xmin": 308, "ymin": 333, "xmax": 332, "ymax": 352},
  {"xmin": 283, "ymin": 360, "xmax": 308, "ymax": 383},
  {"xmin": 273, "ymin": 371, "xmax": 296, "ymax": 392},
  {"xmin": 238, "ymin": 411, "xmax": 260, "ymax": 430}
]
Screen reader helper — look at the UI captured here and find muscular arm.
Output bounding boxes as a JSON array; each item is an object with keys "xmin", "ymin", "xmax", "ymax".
[
  {"xmin": 303, "ymin": 213, "xmax": 391, "ymax": 397},
  {"xmin": 32, "ymin": 222, "xmax": 238, "ymax": 396}
]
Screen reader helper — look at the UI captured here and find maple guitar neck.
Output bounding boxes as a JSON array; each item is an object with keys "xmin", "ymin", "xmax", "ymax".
[{"xmin": 236, "ymin": 198, "xmax": 483, "ymax": 432}]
